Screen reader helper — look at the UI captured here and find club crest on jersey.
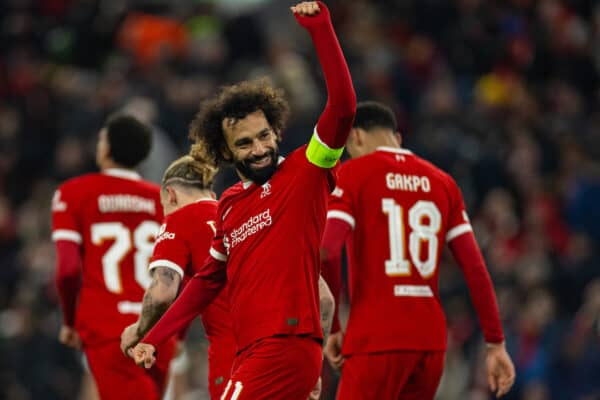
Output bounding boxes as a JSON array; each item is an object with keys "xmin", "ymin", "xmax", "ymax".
[{"xmin": 260, "ymin": 182, "xmax": 272, "ymax": 198}]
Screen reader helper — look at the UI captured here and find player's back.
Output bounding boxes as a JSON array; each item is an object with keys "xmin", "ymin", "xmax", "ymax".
[
  {"xmin": 156, "ymin": 199, "xmax": 235, "ymax": 346},
  {"xmin": 330, "ymin": 147, "xmax": 470, "ymax": 354},
  {"xmin": 154, "ymin": 199, "xmax": 236, "ymax": 396},
  {"xmin": 52, "ymin": 170, "xmax": 163, "ymax": 346}
]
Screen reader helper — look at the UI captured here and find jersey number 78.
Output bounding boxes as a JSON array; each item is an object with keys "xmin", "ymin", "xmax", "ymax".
[{"xmin": 91, "ymin": 221, "xmax": 160, "ymax": 293}]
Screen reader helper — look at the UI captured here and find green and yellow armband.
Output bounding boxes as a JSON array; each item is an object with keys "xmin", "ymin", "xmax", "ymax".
[{"xmin": 306, "ymin": 133, "xmax": 344, "ymax": 168}]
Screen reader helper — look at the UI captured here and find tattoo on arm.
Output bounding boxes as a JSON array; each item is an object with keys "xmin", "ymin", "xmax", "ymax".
[
  {"xmin": 136, "ymin": 267, "xmax": 180, "ymax": 338},
  {"xmin": 318, "ymin": 276, "xmax": 334, "ymax": 346}
]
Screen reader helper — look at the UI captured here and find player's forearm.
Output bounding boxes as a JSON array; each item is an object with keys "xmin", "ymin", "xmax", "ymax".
[
  {"xmin": 136, "ymin": 267, "xmax": 181, "ymax": 338},
  {"xmin": 450, "ymin": 233, "xmax": 505, "ymax": 343},
  {"xmin": 142, "ymin": 262, "xmax": 226, "ymax": 347},
  {"xmin": 318, "ymin": 275, "xmax": 335, "ymax": 345},
  {"xmin": 55, "ymin": 241, "xmax": 83, "ymax": 326},
  {"xmin": 297, "ymin": 2, "xmax": 356, "ymax": 148}
]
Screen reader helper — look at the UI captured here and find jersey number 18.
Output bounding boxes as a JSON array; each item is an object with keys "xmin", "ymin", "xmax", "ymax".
[{"xmin": 382, "ymin": 199, "xmax": 441, "ymax": 278}]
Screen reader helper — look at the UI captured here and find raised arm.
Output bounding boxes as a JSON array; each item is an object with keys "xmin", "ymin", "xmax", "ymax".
[
  {"xmin": 293, "ymin": 1, "xmax": 356, "ymax": 167},
  {"xmin": 130, "ymin": 256, "xmax": 226, "ymax": 368}
]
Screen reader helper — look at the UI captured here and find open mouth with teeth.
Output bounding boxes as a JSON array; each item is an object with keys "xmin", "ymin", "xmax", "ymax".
[{"xmin": 250, "ymin": 156, "xmax": 273, "ymax": 169}]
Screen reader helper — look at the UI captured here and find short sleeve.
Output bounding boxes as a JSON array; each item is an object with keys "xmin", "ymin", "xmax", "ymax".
[
  {"xmin": 51, "ymin": 185, "xmax": 82, "ymax": 244},
  {"xmin": 148, "ymin": 216, "xmax": 190, "ymax": 279}
]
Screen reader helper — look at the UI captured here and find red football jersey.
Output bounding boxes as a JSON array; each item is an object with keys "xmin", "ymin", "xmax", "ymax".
[
  {"xmin": 148, "ymin": 199, "xmax": 236, "ymax": 364},
  {"xmin": 209, "ymin": 146, "xmax": 335, "ymax": 351},
  {"xmin": 327, "ymin": 147, "xmax": 473, "ymax": 354},
  {"xmin": 51, "ymin": 169, "xmax": 163, "ymax": 346}
]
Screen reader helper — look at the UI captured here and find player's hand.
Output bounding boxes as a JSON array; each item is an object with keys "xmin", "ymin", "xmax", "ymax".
[
  {"xmin": 291, "ymin": 1, "xmax": 320, "ymax": 16},
  {"xmin": 58, "ymin": 325, "xmax": 81, "ymax": 349},
  {"xmin": 486, "ymin": 342, "xmax": 516, "ymax": 398},
  {"xmin": 308, "ymin": 376, "xmax": 322, "ymax": 400},
  {"xmin": 120, "ymin": 322, "xmax": 141, "ymax": 357},
  {"xmin": 291, "ymin": 1, "xmax": 330, "ymax": 29},
  {"xmin": 324, "ymin": 331, "xmax": 345, "ymax": 370},
  {"xmin": 130, "ymin": 342, "xmax": 157, "ymax": 369}
]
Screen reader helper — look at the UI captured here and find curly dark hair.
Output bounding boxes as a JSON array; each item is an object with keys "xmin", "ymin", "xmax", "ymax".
[{"xmin": 189, "ymin": 78, "xmax": 290, "ymax": 165}]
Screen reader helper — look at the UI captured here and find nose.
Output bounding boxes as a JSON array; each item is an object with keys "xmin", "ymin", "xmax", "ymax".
[{"xmin": 251, "ymin": 140, "xmax": 267, "ymax": 156}]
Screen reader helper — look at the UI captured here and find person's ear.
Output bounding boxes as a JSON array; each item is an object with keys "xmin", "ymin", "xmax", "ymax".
[
  {"xmin": 166, "ymin": 186, "xmax": 178, "ymax": 205},
  {"xmin": 395, "ymin": 132, "xmax": 402, "ymax": 147},
  {"xmin": 221, "ymin": 145, "xmax": 233, "ymax": 162},
  {"xmin": 351, "ymin": 128, "xmax": 365, "ymax": 147}
]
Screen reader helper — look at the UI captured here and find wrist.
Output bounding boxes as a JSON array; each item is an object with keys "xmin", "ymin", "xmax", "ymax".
[{"xmin": 486, "ymin": 341, "xmax": 505, "ymax": 349}]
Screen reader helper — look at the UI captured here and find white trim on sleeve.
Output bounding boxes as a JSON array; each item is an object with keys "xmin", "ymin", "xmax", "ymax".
[
  {"xmin": 148, "ymin": 259, "xmax": 185, "ymax": 279},
  {"xmin": 313, "ymin": 128, "xmax": 333, "ymax": 149},
  {"xmin": 210, "ymin": 247, "xmax": 228, "ymax": 262},
  {"xmin": 327, "ymin": 210, "xmax": 355, "ymax": 229},
  {"xmin": 52, "ymin": 229, "xmax": 82, "ymax": 244},
  {"xmin": 446, "ymin": 223, "xmax": 473, "ymax": 242}
]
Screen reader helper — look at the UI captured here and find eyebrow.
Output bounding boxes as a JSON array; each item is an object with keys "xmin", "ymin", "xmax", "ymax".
[{"xmin": 233, "ymin": 128, "xmax": 271, "ymax": 147}]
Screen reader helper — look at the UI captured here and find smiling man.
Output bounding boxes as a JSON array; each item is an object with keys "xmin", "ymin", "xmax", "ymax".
[{"xmin": 130, "ymin": 2, "xmax": 354, "ymax": 399}]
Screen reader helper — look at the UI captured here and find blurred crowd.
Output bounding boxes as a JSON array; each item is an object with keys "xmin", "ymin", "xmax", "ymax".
[{"xmin": 0, "ymin": 0, "xmax": 599, "ymax": 399}]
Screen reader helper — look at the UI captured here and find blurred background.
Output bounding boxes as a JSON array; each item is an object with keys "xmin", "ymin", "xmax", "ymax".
[{"xmin": 0, "ymin": 0, "xmax": 599, "ymax": 399}]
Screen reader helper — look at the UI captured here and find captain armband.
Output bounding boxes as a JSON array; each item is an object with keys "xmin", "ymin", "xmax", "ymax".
[{"xmin": 306, "ymin": 132, "xmax": 344, "ymax": 168}]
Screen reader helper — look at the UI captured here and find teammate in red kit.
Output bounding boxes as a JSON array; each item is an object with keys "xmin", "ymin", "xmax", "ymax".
[
  {"xmin": 320, "ymin": 101, "xmax": 516, "ymax": 399},
  {"xmin": 120, "ymin": 149, "xmax": 237, "ymax": 399},
  {"xmin": 130, "ymin": 2, "xmax": 355, "ymax": 399},
  {"xmin": 52, "ymin": 114, "xmax": 176, "ymax": 400}
]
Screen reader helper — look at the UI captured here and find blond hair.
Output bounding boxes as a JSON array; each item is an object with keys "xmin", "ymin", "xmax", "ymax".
[{"xmin": 162, "ymin": 143, "xmax": 217, "ymax": 190}]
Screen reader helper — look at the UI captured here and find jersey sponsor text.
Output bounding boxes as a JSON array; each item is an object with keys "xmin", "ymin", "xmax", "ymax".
[{"xmin": 229, "ymin": 209, "xmax": 272, "ymax": 248}]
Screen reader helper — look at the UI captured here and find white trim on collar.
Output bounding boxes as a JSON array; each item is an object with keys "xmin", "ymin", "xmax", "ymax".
[
  {"xmin": 195, "ymin": 198, "xmax": 217, "ymax": 204},
  {"xmin": 376, "ymin": 146, "xmax": 413, "ymax": 155},
  {"xmin": 103, "ymin": 168, "xmax": 141, "ymax": 180}
]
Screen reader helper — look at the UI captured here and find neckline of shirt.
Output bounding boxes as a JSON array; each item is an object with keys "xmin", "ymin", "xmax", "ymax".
[
  {"xmin": 376, "ymin": 146, "xmax": 413, "ymax": 155},
  {"xmin": 103, "ymin": 168, "xmax": 141, "ymax": 180}
]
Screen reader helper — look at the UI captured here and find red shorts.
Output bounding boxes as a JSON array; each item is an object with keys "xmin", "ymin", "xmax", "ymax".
[
  {"xmin": 85, "ymin": 338, "xmax": 176, "ymax": 400},
  {"xmin": 208, "ymin": 341, "xmax": 237, "ymax": 399},
  {"xmin": 336, "ymin": 350, "xmax": 445, "ymax": 400},
  {"xmin": 220, "ymin": 336, "xmax": 322, "ymax": 400}
]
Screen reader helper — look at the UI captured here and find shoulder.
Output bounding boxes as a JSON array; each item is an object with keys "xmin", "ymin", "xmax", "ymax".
[
  {"xmin": 338, "ymin": 153, "xmax": 375, "ymax": 172},
  {"xmin": 335, "ymin": 153, "xmax": 378, "ymax": 183},
  {"xmin": 172, "ymin": 200, "xmax": 218, "ymax": 224},
  {"xmin": 220, "ymin": 182, "xmax": 245, "ymax": 203},
  {"xmin": 408, "ymin": 153, "xmax": 454, "ymax": 184},
  {"xmin": 58, "ymin": 173, "xmax": 101, "ymax": 191},
  {"xmin": 55, "ymin": 173, "xmax": 104, "ymax": 201},
  {"xmin": 136, "ymin": 179, "xmax": 161, "ymax": 193}
]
